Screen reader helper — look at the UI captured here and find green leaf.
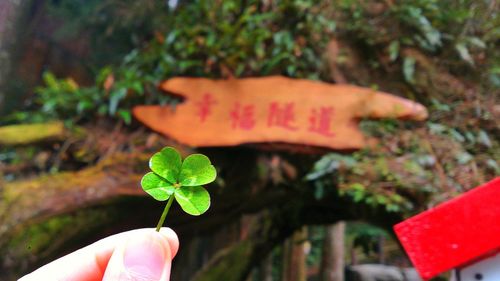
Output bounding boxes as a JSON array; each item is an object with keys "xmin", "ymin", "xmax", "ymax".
[
  {"xmin": 403, "ymin": 56, "xmax": 416, "ymax": 84},
  {"xmin": 149, "ymin": 147, "xmax": 182, "ymax": 184},
  {"xmin": 455, "ymin": 43, "xmax": 474, "ymax": 66},
  {"xmin": 486, "ymin": 159, "xmax": 499, "ymax": 173},
  {"xmin": 179, "ymin": 154, "xmax": 217, "ymax": 186},
  {"xmin": 467, "ymin": 37, "xmax": 486, "ymax": 49},
  {"xmin": 174, "ymin": 186, "xmax": 210, "ymax": 215},
  {"xmin": 43, "ymin": 72, "xmax": 60, "ymax": 90},
  {"xmin": 455, "ymin": 152, "xmax": 473, "ymax": 165},
  {"xmin": 478, "ymin": 130, "xmax": 492, "ymax": 148},
  {"xmin": 141, "ymin": 172, "xmax": 176, "ymax": 201},
  {"xmin": 388, "ymin": 41, "xmax": 399, "ymax": 62},
  {"xmin": 108, "ymin": 88, "xmax": 127, "ymax": 116},
  {"xmin": 117, "ymin": 109, "xmax": 132, "ymax": 125}
]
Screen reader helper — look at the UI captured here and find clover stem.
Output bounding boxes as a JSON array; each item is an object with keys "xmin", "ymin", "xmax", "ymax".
[{"xmin": 156, "ymin": 195, "xmax": 175, "ymax": 232}]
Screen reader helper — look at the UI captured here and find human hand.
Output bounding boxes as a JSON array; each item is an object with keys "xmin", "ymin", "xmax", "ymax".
[{"xmin": 19, "ymin": 228, "xmax": 179, "ymax": 281}]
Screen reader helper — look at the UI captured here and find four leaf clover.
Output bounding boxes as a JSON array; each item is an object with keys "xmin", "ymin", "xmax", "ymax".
[{"xmin": 141, "ymin": 147, "xmax": 216, "ymax": 231}]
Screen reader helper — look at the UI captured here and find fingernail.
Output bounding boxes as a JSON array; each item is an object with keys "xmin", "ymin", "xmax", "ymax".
[{"xmin": 123, "ymin": 233, "xmax": 166, "ymax": 280}]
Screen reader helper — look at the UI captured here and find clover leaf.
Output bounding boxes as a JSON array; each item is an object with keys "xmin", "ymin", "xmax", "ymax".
[
  {"xmin": 141, "ymin": 172, "xmax": 176, "ymax": 201},
  {"xmin": 141, "ymin": 146, "xmax": 217, "ymax": 231},
  {"xmin": 174, "ymin": 186, "xmax": 210, "ymax": 215},
  {"xmin": 179, "ymin": 154, "xmax": 217, "ymax": 186},
  {"xmin": 149, "ymin": 147, "xmax": 182, "ymax": 184}
]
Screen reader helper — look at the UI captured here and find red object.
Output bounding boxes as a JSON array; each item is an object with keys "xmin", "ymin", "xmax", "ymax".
[
  {"xmin": 394, "ymin": 177, "xmax": 500, "ymax": 280},
  {"xmin": 308, "ymin": 106, "xmax": 335, "ymax": 137},
  {"xmin": 230, "ymin": 102, "xmax": 256, "ymax": 131},
  {"xmin": 196, "ymin": 93, "xmax": 217, "ymax": 123},
  {"xmin": 267, "ymin": 102, "xmax": 298, "ymax": 131}
]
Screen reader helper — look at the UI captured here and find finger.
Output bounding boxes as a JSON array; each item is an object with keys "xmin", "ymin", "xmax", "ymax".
[
  {"xmin": 19, "ymin": 228, "xmax": 178, "ymax": 281},
  {"xmin": 102, "ymin": 228, "xmax": 177, "ymax": 281}
]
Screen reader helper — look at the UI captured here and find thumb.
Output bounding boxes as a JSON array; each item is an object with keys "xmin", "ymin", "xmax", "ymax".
[{"xmin": 103, "ymin": 228, "xmax": 178, "ymax": 281}]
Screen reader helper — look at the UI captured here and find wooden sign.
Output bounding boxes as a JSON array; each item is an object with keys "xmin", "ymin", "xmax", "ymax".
[
  {"xmin": 394, "ymin": 177, "xmax": 500, "ymax": 280},
  {"xmin": 133, "ymin": 76, "xmax": 427, "ymax": 150}
]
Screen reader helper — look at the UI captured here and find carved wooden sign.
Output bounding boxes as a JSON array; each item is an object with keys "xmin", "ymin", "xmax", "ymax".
[{"xmin": 133, "ymin": 76, "xmax": 427, "ymax": 149}]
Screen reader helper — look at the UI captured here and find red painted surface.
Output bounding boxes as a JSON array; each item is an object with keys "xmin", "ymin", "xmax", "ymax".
[{"xmin": 394, "ymin": 177, "xmax": 500, "ymax": 280}]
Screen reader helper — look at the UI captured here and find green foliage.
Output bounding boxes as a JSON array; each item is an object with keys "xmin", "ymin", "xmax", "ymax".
[
  {"xmin": 305, "ymin": 226, "xmax": 325, "ymax": 267},
  {"xmin": 339, "ymin": 182, "xmax": 410, "ymax": 213},
  {"xmin": 128, "ymin": 0, "xmax": 333, "ymax": 78},
  {"xmin": 306, "ymin": 151, "xmax": 416, "ymax": 213},
  {"xmin": 5, "ymin": 70, "xmax": 145, "ymax": 125},
  {"xmin": 141, "ymin": 147, "xmax": 216, "ymax": 229},
  {"xmin": 337, "ymin": 0, "xmax": 498, "ymax": 88},
  {"xmin": 34, "ymin": 73, "xmax": 101, "ymax": 123},
  {"xmin": 5, "ymin": 0, "xmax": 498, "ymax": 128},
  {"xmin": 340, "ymin": 0, "xmax": 476, "ymax": 50},
  {"xmin": 7, "ymin": 0, "xmax": 335, "ymax": 125},
  {"xmin": 402, "ymin": 56, "xmax": 416, "ymax": 84},
  {"xmin": 305, "ymin": 153, "xmax": 357, "ymax": 181},
  {"xmin": 306, "ymin": 102, "xmax": 499, "ymax": 215},
  {"xmin": 347, "ymin": 222, "xmax": 388, "ymax": 257}
]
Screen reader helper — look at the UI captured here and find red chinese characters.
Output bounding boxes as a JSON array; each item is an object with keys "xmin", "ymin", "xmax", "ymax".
[
  {"xmin": 230, "ymin": 103, "xmax": 256, "ymax": 130},
  {"xmin": 207, "ymin": 96, "xmax": 336, "ymax": 136},
  {"xmin": 308, "ymin": 107, "xmax": 335, "ymax": 137},
  {"xmin": 196, "ymin": 93, "xmax": 217, "ymax": 122},
  {"xmin": 225, "ymin": 101, "xmax": 336, "ymax": 136},
  {"xmin": 267, "ymin": 102, "xmax": 298, "ymax": 131}
]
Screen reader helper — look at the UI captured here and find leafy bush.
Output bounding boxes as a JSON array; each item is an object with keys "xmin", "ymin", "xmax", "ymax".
[
  {"xmin": 7, "ymin": 0, "xmax": 335, "ymax": 125},
  {"xmin": 336, "ymin": 0, "xmax": 498, "ymax": 85},
  {"xmin": 6, "ymin": 0, "xmax": 498, "ymax": 126}
]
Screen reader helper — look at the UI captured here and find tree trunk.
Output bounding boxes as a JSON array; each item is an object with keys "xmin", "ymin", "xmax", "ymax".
[
  {"xmin": 0, "ymin": 122, "xmax": 67, "ymax": 146},
  {"xmin": 281, "ymin": 227, "xmax": 308, "ymax": 281},
  {"xmin": 288, "ymin": 227, "xmax": 308, "ymax": 281},
  {"xmin": 260, "ymin": 253, "xmax": 273, "ymax": 281},
  {"xmin": 377, "ymin": 235, "xmax": 385, "ymax": 264},
  {"xmin": 0, "ymin": 0, "xmax": 33, "ymax": 115},
  {"xmin": 282, "ymin": 237, "xmax": 291, "ymax": 281},
  {"xmin": 320, "ymin": 222, "xmax": 346, "ymax": 281},
  {"xmin": 350, "ymin": 246, "xmax": 358, "ymax": 266}
]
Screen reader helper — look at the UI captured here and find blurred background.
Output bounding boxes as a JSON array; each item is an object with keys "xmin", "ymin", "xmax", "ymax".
[{"xmin": 0, "ymin": 0, "xmax": 498, "ymax": 280}]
